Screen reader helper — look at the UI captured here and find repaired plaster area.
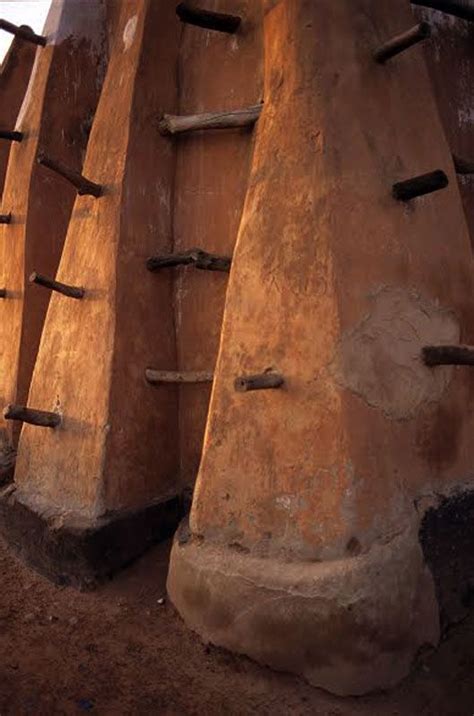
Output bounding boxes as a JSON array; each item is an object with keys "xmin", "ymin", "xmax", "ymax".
[{"xmin": 331, "ymin": 287, "xmax": 460, "ymax": 419}]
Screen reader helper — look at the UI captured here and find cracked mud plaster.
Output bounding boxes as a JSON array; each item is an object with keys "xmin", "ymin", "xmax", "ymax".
[{"xmin": 331, "ymin": 287, "xmax": 459, "ymax": 420}]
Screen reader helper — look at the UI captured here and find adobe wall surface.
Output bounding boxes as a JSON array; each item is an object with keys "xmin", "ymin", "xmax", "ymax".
[
  {"xmin": 12, "ymin": 0, "xmax": 180, "ymax": 523},
  {"xmin": 0, "ymin": 0, "xmax": 107, "ymax": 461},
  {"xmin": 169, "ymin": 0, "xmax": 474, "ymax": 695},
  {"xmin": 414, "ymin": 6, "xmax": 474, "ymax": 249},
  {"xmin": 1, "ymin": 0, "xmax": 473, "ymax": 694},
  {"xmin": 173, "ymin": 0, "xmax": 263, "ymax": 486},
  {"xmin": 0, "ymin": 35, "xmax": 35, "ymax": 198},
  {"xmin": 188, "ymin": 0, "xmax": 474, "ymax": 561}
]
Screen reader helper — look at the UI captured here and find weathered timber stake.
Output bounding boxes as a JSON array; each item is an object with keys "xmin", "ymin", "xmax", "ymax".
[
  {"xmin": 453, "ymin": 154, "xmax": 474, "ymax": 175},
  {"xmin": 146, "ymin": 248, "xmax": 231, "ymax": 272},
  {"xmin": 146, "ymin": 369, "xmax": 214, "ymax": 385},
  {"xmin": 3, "ymin": 404, "xmax": 61, "ymax": 428},
  {"xmin": 159, "ymin": 104, "xmax": 262, "ymax": 136},
  {"xmin": 423, "ymin": 345, "xmax": 474, "ymax": 366},
  {"xmin": 37, "ymin": 153, "xmax": 103, "ymax": 198},
  {"xmin": 176, "ymin": 2, "xmax": 241, "ymax": 33},
  {"xmin": 0, "ymin": 130, "xmax": 23, "ymax": 143},
  {"xmin": 0, "ymin": 289, "xmax": 6, "ymax": 299},
  {"xmin": 374, "ymin": 22, "xmax": 431, "ymax": 63},
  {"xmin": 0, "ymin": 213, "xmax": 11, "ymax": 224},
  {"xmin": 392, "ymin": 170, "xmax": 448, "ymax": 201},
  {"xmin": 411, "ymin": 0, "xmax": 474, "ymax": 22},
  {"xmin": 234, "ymin": 372, "xmax": 285, "ymax": 392},
  {"xmin": 29, "ymin": 271, "xmax": 85, "ymax": 299},
  {"xmin": 0, "ymin": 19, "xmax": 47, "ymax": 46}
]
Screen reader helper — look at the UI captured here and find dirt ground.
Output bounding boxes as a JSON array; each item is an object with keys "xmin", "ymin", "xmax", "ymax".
[{"xmin": 0, "ymin": 537, "xmax": 472, "ymax": 716}]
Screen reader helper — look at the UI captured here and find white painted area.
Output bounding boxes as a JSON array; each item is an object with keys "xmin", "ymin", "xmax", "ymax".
[
  {"xmin": 122, "ymin": 14, "xmax": 137, "ymax": 52},
  {"xmin": 0, "ymin": 1, "xmax": 52, "ymax": 61}
]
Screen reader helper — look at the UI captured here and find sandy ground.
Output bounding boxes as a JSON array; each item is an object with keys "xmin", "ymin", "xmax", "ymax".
[{"xmin": 0, "ymin": 537, "xmax": 472, "ymax": 715}]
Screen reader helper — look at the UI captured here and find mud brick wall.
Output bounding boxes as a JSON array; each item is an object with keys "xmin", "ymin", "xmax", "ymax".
[{"xmin": 0, "ymin": 34, "xmax": 35, "ymax": 197}]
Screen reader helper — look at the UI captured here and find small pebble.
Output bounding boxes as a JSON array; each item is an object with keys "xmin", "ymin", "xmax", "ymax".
[{"xmin": 78, "ymin": 698, "xmax": 94, "ymax": 711}]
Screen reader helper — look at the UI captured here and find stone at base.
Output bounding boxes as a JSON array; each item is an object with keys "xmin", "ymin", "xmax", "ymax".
[
  {"xmin": 167, "ymin": 527, "xmax": 439, "ymax": 696},
  {"xmin": 0, "ymin": 485, "xmax": 182, "ymax": 590}
]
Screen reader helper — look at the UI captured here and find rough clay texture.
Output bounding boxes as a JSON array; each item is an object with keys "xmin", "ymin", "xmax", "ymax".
[
  {"xmin": 168, "ymin": 528, "xmax": 439, "ymax": 696},
  {"xmin": 0, "ymin": 34, "xmax": 35, "ymax": 198},
  {"xmin": 14, "ymin": 0, "xmax": 180, "ymax": 521},
  {"xmin": 169, "ymin": 0, "xmax": 474, "ymax": 695},
  {"xmin": 0, "ymin": 0, "xmax": 107, "ymax": 462},
  {"xmin": 188, "ymin": 0, "xmax": 474, "ymax": 562},
  {"xmin": 414, "ymin": 6, "xmax": 474, "ymax": 250},
  {"xmin": 331, "ymin": 287, "xmax": 459, "ymax": 419}
]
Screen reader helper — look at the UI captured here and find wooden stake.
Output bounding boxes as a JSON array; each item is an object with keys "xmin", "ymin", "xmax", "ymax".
[
  {"xmin": 423, "ymin": 345, "xmax": 474, "ymax": 366},
  {"xmin": 411, "ymin": 0, "xmax": 474, "ymax": 22},
  {"xmin": 0, "ymin": 130, "xmax": 23, "ymax": 143},
  {"xmin": 3, "ymin": 404, "xmax": 61, "ymax": 428},
  {"xmin": 29, "ymin": 271, "xmax": 85, "ymax": 300},
  {"xmin": 374, "ymin": 22, "xmax": 431, "ymax": 63},
  {"xmin": 176, "ymin": 2, "xmax": 241, "ymax": 33},
  {"xmin": 146, "ymin": 248, "xmax": 231, "ymax": 273},
  {"xmin": 0, "ymin": 213, "xmax": 11, "ymax": 224},
  {"xmin": 234, "ymin": 372, "xmax": 285, "ymax": 392},
  {"xmin": 392, "ymin": 170, "xmax": 448, "ymax": 201},
  {"xmin": 37, "ymin": 153, "xmax": 103, "ymax": 198},
  {"xmin": 0, "ymin": 289, "xmax": 6, "ymax": 299},
  {"xmin": 146, "ymin": 369, "xmax": 213, "ymax": 384},
  {"xmin": 0, "ymin": 19, "xmax": 47, "ymax": 46},
  {"xmin": 453, "ymin": 154, "xmax": 474, "ymax": 175},
  {"xmin": 159, "ymin": 104, "xmax": 262, "ymax": 136}
]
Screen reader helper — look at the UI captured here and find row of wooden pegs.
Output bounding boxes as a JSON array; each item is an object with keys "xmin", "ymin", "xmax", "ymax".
[{"xmin": 0, "ymin": 0, "xmax": 474, "ymax": 432}]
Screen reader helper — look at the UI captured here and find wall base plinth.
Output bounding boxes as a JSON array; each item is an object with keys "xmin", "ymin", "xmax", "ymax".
[
  {"xmin": 167, "ymin": 527, "xmax": 440, "ymax": 696},
  {"xmin": 0, "ymin": 485, "xmax": 182, "ymax": 590}
]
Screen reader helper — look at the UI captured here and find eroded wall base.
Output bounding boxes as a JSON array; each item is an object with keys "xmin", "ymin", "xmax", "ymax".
[
  {"xmin": 167, "ymin": 525, "xmax": 439, "ymax": 696},
  {"xmin": 0, "ymin": 485, "xmax": 182, "ymax": 590}
]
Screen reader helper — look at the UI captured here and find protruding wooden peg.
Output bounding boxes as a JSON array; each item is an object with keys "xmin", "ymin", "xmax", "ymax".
[
  {"xmin": 146, "ymin": 248, "xmax": 231, "ymax": 273},
  {"xmin": 0, "ymin": 289, "xmax": 6, "ymax": 299},
  {"xmin": 3, "ymin": 404, "xmax": 61, "ymax": 428},
  {"xmin": 374, "ymin": 22, "xmax": 431, "ymax": 63},
  {"xmin": 0, "ymin": 213, "xmax": 11, "ymax": 224},
  {"xmin": 0, "ymin": 130, "xmax": 23, "ymax": 143},
  {"xmin": 234, "ymin": 372, "xmax": 285, "ymax": 393},
  {"xmin": 176, "ymin": 2, "xmax": 241, "ymax": 33},
  {"xmin": 0, "ymin": 19, "xmax": 47, "ymax": 46},
  {"xmin": 423, "ymin": 345, "xmax": 474, "ymax": 366},
  {"xmin": 411, "ymin": 0, "xmax": 474, "ymax": 22},
  {"xmin": 146, "ymin": 369, "xmax": 214, "ymax": 385},
  {"xmin": 159, "ymin": 104, "xmax": 262, "ymax": 136},
  {"xmin": 37, "ymin": 153, "xmax": 102, "ymax": 198},
  {"xmin": 392, "ymin": 170, "xmax": 448, "ymax": 201},
  {"xmin": 29, "ymin": 271, "xmax": 85, "ymax": 300},
  {"xmin": 453, "ymin": 154, "xmax": 474, "ymax": 175}
]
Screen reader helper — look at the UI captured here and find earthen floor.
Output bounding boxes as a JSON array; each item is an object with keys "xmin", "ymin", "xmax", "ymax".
[{"xmin": 0, "ymin": 538, "xmax": 472, "ymax": 715}]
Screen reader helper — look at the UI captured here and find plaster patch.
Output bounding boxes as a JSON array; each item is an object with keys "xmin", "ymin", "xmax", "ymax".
[
  {"xmin": 331, "ymin": 287, "xmax": 459, "ymax": 420},
  {"xmin": 122, "ymin": 15, "xmax": 138, "ymax": 52}
]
